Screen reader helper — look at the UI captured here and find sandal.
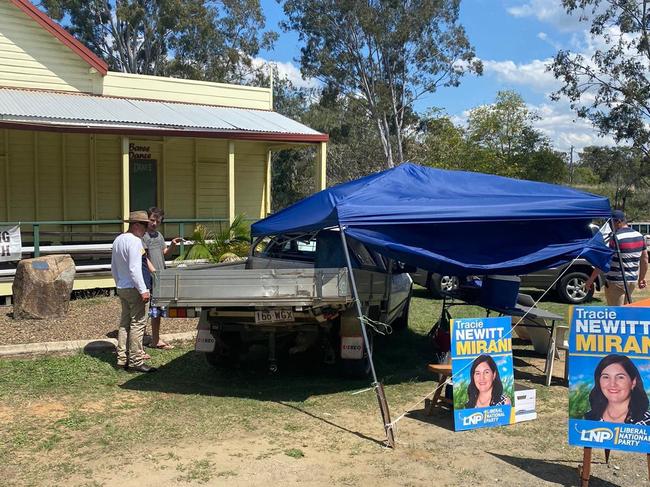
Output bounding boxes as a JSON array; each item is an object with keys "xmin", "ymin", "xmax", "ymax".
[
  {"xmin": 153, "ymin": 342, "xmax": 174, "ymax": 350},
  {"xmin": 142, "ymin": 352, "xmax": 151, "ymax": 360}
]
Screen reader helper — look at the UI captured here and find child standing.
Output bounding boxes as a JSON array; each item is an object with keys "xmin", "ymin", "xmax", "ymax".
[{"xmin": 144, "ymin": 207, "xmax": 182, "ymax": 349}]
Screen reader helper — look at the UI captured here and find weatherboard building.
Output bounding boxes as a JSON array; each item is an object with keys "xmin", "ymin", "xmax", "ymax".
[{"xmin": 0, "ymin": 0, "xmax": 328, "ymax": 298}]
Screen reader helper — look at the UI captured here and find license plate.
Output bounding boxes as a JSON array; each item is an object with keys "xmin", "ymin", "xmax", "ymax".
[{"xmin": 254, "ymin": 309, "xmax": 294, "ymax": 324}]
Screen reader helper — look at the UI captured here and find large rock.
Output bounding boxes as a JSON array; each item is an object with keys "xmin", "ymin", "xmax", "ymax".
[{"xmin": 13, "ymin": 255, "xmax": 76, "ymax": 319}]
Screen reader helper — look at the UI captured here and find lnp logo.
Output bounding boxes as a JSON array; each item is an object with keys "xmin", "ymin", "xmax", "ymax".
[
  {"xmin": 462, "ymin": 412, "xmax": 484, "ymax": 426},
  {"xmin": 579, "ymin": 427, "xmax": 614, "ymax": 443}
]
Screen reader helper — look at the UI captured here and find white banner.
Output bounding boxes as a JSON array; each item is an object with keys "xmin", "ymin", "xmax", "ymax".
[{"xmin": 0, "ymin": 225, "xmax": 21, "ymax": 261}]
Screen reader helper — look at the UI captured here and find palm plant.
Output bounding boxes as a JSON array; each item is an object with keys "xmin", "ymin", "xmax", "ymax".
[{"xmin": 176, "ymin": 215, "xmax": 251, "ymax": 263}]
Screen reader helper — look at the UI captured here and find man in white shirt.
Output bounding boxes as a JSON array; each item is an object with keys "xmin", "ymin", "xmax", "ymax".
[{"xmin": 111, "ymin": 211, "xmax": 156, "ymax": 373}]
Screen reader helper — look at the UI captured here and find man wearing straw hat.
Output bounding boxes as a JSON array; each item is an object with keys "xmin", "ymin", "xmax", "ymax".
[{"xmin": 111, "ymin": 210, "xmax": 157, "ymax": 373}]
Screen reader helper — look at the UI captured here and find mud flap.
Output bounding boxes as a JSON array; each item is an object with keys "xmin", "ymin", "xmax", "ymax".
[
  {"xmin": 195, "ymin": 310, "xmax": 215, "ymax": 352},
  {"xmin": 340, "ymin": 336, "xmax": 364, "ymax": 359},
  {"xmin": 340, "ymin": 308, "xmax": 364, "ymax": 361},
  {"xmin": 196, "ymin": 329, "xmax": 216, "ymax": 352}
]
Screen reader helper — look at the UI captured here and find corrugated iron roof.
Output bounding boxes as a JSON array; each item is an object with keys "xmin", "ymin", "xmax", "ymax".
[{"xmin": 0, "ymin": 88, "xmax": 325, "ymax": 140}]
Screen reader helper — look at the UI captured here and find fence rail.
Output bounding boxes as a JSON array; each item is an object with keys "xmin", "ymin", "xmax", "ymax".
[{"xmin": 0, "ymin": 218, "xmax": 255, "ymax": 257}]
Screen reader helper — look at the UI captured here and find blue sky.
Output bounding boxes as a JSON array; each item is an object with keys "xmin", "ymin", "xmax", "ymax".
[{"xmin": 259, "ymin": 0, "xmax": 613, "ymax": 154}]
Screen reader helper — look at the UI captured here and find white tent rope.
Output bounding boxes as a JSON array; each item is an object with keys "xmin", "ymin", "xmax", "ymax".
[{"xmin": 386, "ymin": 220, "xmax": 611, "ymax": 430}]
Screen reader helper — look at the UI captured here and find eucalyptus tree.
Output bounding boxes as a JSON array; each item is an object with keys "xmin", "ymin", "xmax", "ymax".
[
  {"xmin": 550, "ymin": 0, "xmax": 650, "ymax": 157},
  {"xmin": 40, "ymin": 0, "xmax": 276, "ymax": 83},
  {"xmin": 418, "ymin": 91, "xmax": 568, "ymax": 183},
  {"xmin": 464, "ymin": 90, "xmax": 568, "ymax": 180},
  {"xmin": 281, "ymin": 0, "xmax": 482, "ymax": 168},
  {"xmin": 579, "ymin": 146, "xmax": 648, "ymax": 209}
]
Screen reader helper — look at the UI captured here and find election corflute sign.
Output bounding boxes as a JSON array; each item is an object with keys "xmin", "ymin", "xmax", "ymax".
[
  {"xmin": 451, "ymin": 316, "xmax": 515, "ymax": 431},
  {"xmin": 568, "ymin": 306, "xmax": 650, "ymax": 453},
  {"xmin": 0, "ymin": 225, "xmax": 21, "ymax": 262}
]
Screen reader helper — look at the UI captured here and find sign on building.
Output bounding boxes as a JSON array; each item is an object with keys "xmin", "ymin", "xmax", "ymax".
[
  {"xmin": 568, "ymin": 306, "xmax": 650, "ymax": 453},
  {"xmin": 0, "ymin": 225, "xmax": 21, "ymax": 262},
  {"xmin": 451, "ymin": 316, "xmax": 515, "ymax": 431}
]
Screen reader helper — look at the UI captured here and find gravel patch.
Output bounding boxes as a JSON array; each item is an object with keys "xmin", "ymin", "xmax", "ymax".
[{"xmin": 0, "ymin": 295, "xmax": 198, "ymax": 345}]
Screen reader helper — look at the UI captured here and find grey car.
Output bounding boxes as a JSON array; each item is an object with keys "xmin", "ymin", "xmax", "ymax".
[{"xmin": 412, "ymin": 259, "xmax": 603, "ymax": 304}]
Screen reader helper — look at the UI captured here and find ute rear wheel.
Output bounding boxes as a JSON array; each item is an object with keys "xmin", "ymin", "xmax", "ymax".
[{"xmin": 204, "ymin": 331, "xmax": 243, "ymax": 368}]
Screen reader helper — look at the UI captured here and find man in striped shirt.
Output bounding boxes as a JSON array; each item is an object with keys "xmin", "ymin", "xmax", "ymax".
[{"xmin": 586, "ymin": 210, "xmax": 648, "ymax": 305}]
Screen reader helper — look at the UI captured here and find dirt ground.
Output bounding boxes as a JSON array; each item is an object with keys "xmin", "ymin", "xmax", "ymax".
[
  {"xmin": 5, "ymin": 354, "xmax": 650, "ymax": 487},
  {"xmin": 0, "ymin": 295, "xmax": 197, "ymax": 345},
  {"xmin": 3, "ymin": 289, "xmax": 650, "ymax": 486}
]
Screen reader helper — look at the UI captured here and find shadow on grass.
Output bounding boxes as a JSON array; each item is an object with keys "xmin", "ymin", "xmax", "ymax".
[
  {"xmin": 411, "ymin": 286, "xmax": 434, "ymax": 300},
  {"xmin": 488, "ymin": 452, "xmax": 619, "ymax": 487},
  {"xmin": 512, "ymin": 356, "xmax": 534, "ymax": 368},
  {"xmin": 405, "ymin": 407, "xmax": 455, "ymax": 432},
  {"xmin": 112, "ymin": 323, "xmax": 457, "ymax": 447},
  {"xmin": 513, "ymin": 369, "xmax": 550, "ymax": 386},
  {"xmin": 117, "ymin": 326, "xmax": 435, "ymax": 402},
  {"xmin": 278, "ymin": 402, "xmax": 387, "ymax": 446}
]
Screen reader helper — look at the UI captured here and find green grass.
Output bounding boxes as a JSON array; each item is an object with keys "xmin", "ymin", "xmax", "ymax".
[
  {"xmin": 0, "ymin": 285, "xmax": 590, "ymax": 485},
  {"xmin": 284, "ymin": 448, "xmax": 305, "ymax": 458},
  {"xmin": 176, "ymin": 459, "xmax": 214, "ymax": 484}
]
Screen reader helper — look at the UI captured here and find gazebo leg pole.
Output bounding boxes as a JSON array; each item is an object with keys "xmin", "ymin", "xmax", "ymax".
[{"xmin": 339, "ymin": 225, "xmax": 395, "ymax": 448}]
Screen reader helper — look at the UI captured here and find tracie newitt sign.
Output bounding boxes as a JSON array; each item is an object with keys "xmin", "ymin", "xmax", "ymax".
[
  {"xmin": 451, "ymin": 316, "xmax": 515, "ymax": 431},
  {"xmin": 0, "ymin": 225, "xmax": 22, "ymax": 261},
  {"xmin": 568, "ymin": 306, "xmax": 650, "ymax": 453},
  {"xmin": 454, "ymin": 318, "xmax": 513, "ymax": 355},
  {"xmin": 574, "ymin": 308, "xmax": 650, "ymax": 354}
]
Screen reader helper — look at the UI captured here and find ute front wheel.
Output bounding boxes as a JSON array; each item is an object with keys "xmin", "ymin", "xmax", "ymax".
[{"xmin": 429, "ymin": 274, "xmax": 459, "ymax": 298}]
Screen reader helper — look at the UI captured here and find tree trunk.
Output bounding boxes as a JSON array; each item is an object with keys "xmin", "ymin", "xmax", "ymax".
[
  {"xmin": 377, "ymin": 114, "xmax": 394, "ymax": 168},
  {"xmin": 372, "ymin": 113, "xmax": 395, "ymax": 169}
]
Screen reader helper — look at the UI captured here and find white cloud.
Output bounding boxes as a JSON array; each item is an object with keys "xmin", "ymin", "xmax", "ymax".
[
  {"xmin": 482, "ymin": 58, "xmax": 559, "ymax": 93},
  {"xmin": 507, "ymin": 0, "xmax": 586, "ymax": 32},
  {"xmin": 531, "ymin": 101, "xmax": 614, "ymax": 152},
  {"xmin": 449, "ymin": 100, "xmax": 612, "ymax": 153},
  {"xmin": 537, "ymin": 31, "xmax": 563, "ymax": 50},
  {"xmin": 252, "ymin": 57, "xmax": 320, "ymax": 89}
]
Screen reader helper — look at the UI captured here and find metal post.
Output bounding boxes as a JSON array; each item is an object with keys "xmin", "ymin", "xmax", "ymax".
[
  {"xmin": 611, "ymin": 231, "xmax": 632, "ymax": 304},
  {"xmin": 339, "ymin": 226, "xmax": 378, "ymax": 384},
  {"xmin": 33, "ymin": 224, "xmax": 40, "ymax": 258},
  {"xmin": 338, "ymin": 225, "xmax": 395, "ymax": 447},
  {"xmin": 179, "ymin": 222, "xmax": 185, "ymax": 257}
]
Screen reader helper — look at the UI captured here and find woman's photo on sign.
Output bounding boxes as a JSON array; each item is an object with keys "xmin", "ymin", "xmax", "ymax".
[
  {"xmin": 583, "ymin": 354, "xmax": 650, "ymax": 425},
  {"xmin": 453, "ymin": 353, "xmax": 514, "ymax": 411},
  {"xmin": 466, "ymin": 354, "xmax": 512, "ymax": 408}
]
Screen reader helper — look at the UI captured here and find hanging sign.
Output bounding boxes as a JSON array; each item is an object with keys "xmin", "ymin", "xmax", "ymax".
[
  {"xmin": 451, "ymin": 316, "xmax": 515, "ymax": 431},
  {"xmin": 0, "ymin": 225, "xmax": 21, "ymax": 262},
  {"xmin": 128, "ymin": 143, "xmax": 152, "ymax": 159},
  {"xmin": 568, "ymin": 306, "xmax": 650, "ymax": 453}
]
